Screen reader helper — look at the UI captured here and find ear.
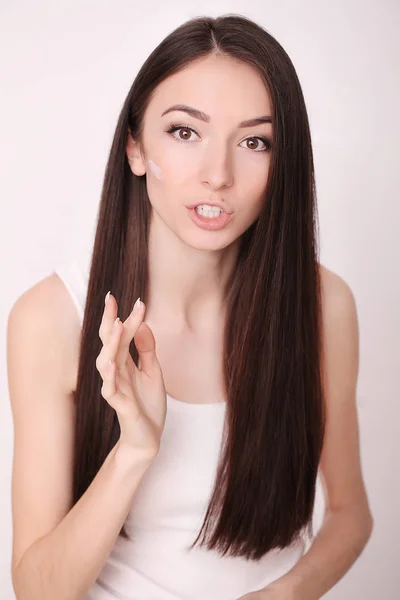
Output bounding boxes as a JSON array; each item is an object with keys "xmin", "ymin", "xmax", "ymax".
[{"xmin": 126, "ymin": 130, "xmax": 146, "ymax": 176}]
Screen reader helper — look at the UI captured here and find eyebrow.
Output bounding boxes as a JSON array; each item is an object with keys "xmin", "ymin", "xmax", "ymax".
[{"xmin": 161, "ymin": 104, "xmax": 272, "ymax": 128}]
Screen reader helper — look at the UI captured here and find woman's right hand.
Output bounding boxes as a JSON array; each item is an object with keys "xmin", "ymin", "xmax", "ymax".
[{"xmin": 96, "ymin": 292, "xmax": 167, "ymax": 463}]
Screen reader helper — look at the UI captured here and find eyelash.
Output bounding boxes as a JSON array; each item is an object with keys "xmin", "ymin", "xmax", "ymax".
[{"xmin": 165, "ymin": 123, "xmax": 272, "ymax": 152}]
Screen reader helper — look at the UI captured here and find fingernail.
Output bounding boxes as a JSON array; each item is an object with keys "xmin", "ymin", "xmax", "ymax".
[
  {"xmin": 132, "ymin": 297, "xmax": 141, "ymax": 315},
  {"xmin": 113, "ymin": 317, "xmax": 120, "ymax": 332},
  {"xmin": 105, "ymin": 291, "xmax": 111, "ymax": 306}
]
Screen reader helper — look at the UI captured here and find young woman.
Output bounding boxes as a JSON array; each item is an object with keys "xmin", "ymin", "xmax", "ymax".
[{"xmin": 8, "ymin": 14, "xmax": 373, "ymax": 600}]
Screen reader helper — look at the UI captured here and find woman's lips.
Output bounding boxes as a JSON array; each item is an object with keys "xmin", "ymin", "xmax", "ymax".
[{"xmin": 186, "ymin": 207, "xmax": 233, "ymax": 231}]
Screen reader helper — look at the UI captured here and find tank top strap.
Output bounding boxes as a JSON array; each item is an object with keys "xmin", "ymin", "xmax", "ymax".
[{"xmin": 53, "ymin": 249, "xmax": 91, "ymax": 326}]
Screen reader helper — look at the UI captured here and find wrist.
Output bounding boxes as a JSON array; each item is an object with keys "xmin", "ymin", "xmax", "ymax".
[{"xmin": 112, "ymin": 440, "xmax": 155, "ymax": 476}]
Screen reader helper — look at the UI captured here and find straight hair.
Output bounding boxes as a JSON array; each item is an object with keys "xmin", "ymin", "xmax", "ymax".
[{"xmin": 73, "ymin": 14, "xmax": 325, "ymax": 561}]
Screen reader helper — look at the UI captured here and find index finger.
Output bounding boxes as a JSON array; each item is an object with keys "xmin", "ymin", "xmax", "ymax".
[{"xmin": 99, "ymin": 291, "xmax": 118, "ymax": 344}]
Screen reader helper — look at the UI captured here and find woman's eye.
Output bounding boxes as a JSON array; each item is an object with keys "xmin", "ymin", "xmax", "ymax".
[
  {"xmin": 239, "ymin": 137, "xmax": 271, "ymax": 152},
  {"xmin": 166, "ymin": 125, "xmax": 199, "ymax": 142}
]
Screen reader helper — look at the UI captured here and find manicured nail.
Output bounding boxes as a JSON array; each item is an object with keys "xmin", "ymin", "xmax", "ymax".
[
  {"xmin": 132, "ymin": 297, "xmax": 141, "ymax": 315},
  {"xmin": 105, "ymin": 291, "xmax": 111, "ymax": 306}
]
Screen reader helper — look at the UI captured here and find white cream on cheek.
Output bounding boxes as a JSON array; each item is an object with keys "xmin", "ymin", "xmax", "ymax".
[{"xmin": 147, "ymin": 159, "xmax": 163, "ymax": 181}]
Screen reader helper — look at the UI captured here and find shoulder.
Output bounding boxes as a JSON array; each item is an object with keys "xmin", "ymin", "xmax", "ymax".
[
  {"xmin": 7, "ymin": 273, "xmax": 81, "ymax": 393},
  {"xmin": 317, "ymin": 263, "xmax": 359, "ymax": 385},
  {"xmin": 8, "ymin": 272, "xmax": 81, "ymax": 333},
  {"xmin": 318, "ymin": 263, "xmax": 358, "ymax": 324}
]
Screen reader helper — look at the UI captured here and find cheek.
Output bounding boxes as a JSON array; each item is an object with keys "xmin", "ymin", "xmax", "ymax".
[
  {"xmin": 238, "ymin": 163, "xmax": 270, "ymax": 202},
  {"xmin": 147, "ymin": 159, "xmax": 163, "ymax": 181},
  {"xmin": 147, "ymin": 155, "xmax": 190, "ymax": 187},
  {"xmin": 145, "ymin": 157, "xmax": 187, "ymax": 213}
]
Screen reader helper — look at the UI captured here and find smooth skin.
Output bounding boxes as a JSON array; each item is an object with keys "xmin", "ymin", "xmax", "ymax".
[{"xmin": 8, "ymin": 282, "xmax": 167, "ymax": 598}]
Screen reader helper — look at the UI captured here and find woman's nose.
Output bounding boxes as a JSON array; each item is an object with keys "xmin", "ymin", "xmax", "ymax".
[{"xmin": 199, "ymin": 142, "xmax": 234, "ymax": 190}]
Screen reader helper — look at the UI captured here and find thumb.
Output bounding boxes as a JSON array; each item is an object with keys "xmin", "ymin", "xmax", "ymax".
[{"xmin": 134, "ymin": 321, "xmax": 160, "ymax": 376}]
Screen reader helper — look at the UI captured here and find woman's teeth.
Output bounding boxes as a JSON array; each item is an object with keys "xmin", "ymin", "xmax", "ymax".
[{"xmin": 195, "ymin": 205, "xmax": 222, "ymax": 218}]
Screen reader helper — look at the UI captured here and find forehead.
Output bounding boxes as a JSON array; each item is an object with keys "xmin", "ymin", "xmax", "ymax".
[{"xmin": 146, "ymin": 54, "xmax": 272, "ymax": 122}]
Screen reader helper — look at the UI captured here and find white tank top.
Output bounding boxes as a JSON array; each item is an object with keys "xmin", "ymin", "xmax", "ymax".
[{"xmin": 53, "ymin": 256, "xmax": 325, "ymax": 600}]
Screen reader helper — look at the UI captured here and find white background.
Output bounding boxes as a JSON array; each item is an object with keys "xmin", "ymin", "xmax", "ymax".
[{"xmin": 1, "ymin": 0, "xmax": 399, "ymax": 598}]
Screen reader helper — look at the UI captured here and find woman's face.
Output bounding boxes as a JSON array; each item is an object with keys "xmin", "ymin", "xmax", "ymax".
[{"xmin": 126, "ymin": 53, "xmax": 274, "ymax": 250}]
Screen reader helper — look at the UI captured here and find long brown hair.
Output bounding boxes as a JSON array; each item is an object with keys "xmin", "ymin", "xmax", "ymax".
[{"xmin": 73, "ymin": 14, "xmax": 325, "ymax": 561}]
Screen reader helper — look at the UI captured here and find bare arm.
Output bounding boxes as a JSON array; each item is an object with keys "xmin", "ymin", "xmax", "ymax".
[
  {"xmin": 13, "ymin": 440, "xmax": 150, "ymax": 600},
  {"xmin": 7, "ymin": 275, "xmax": 153, "ymax": 600},
  {"xmin": 255, "ymin": 271, "xmax": 373, "ymax": 600}
]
